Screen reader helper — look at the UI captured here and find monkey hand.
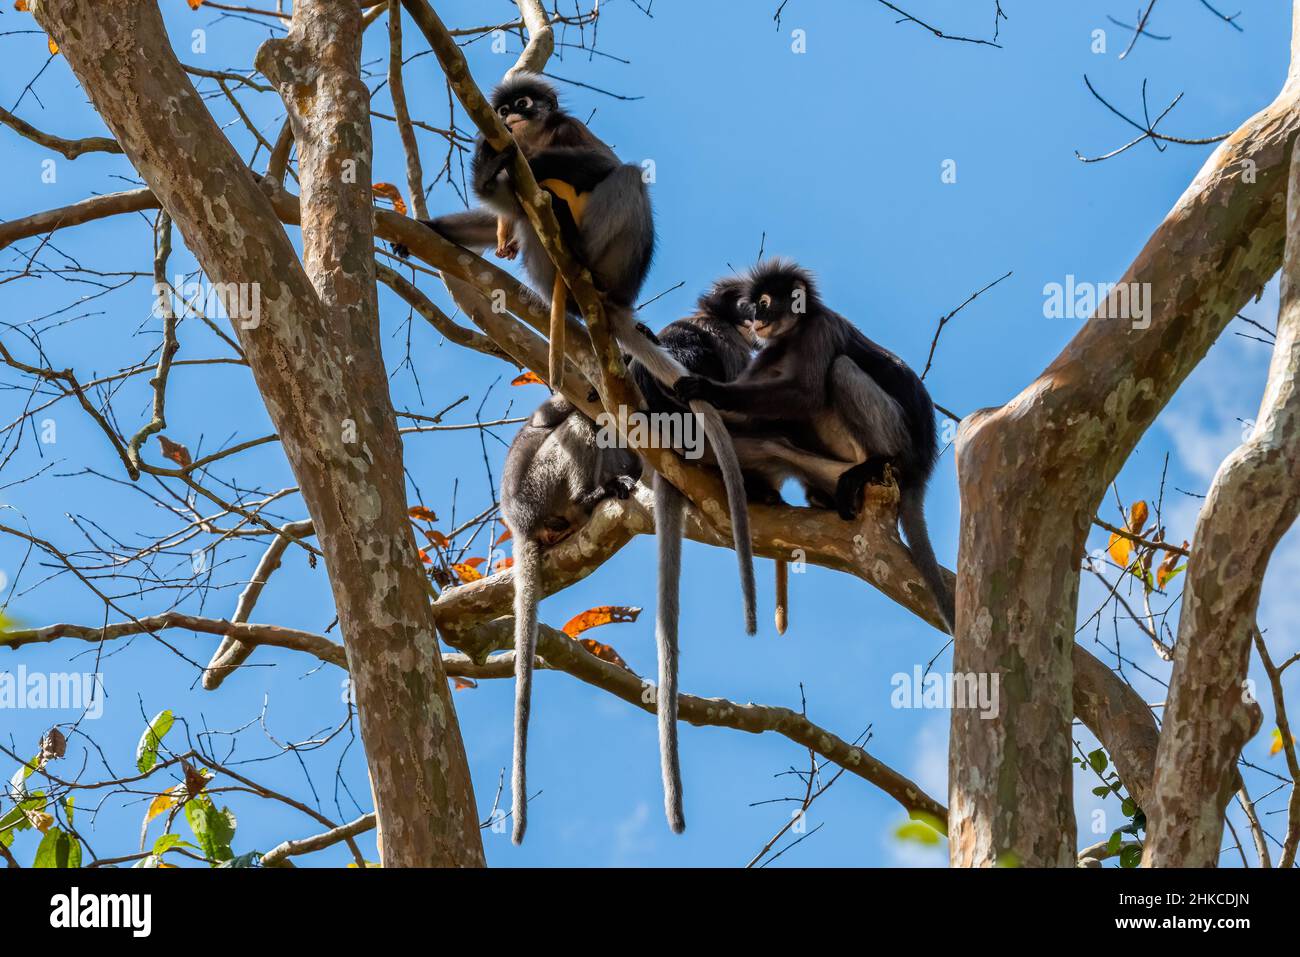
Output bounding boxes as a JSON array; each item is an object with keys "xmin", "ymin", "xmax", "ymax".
[
  {"xmin": 390, "ymin": 241, "xmax": 411, "ymax": 261},
  {"xmin": 495, "ymin": 238, "xmax": 520, "ymax": 260},
  {"xmin": 606, "ymin": 474, "xmax": 638, "ymax": 500},
  {"xmin": 633, "ymin": 322, "xmax": 661, "ymax": 346},
  {"xmin": 673, "ymin": 375, "xmax": 715, "ymax": 405},
  {"xmin": 476, "ymin": 143, "xmax": 518, "ymax": 190}
]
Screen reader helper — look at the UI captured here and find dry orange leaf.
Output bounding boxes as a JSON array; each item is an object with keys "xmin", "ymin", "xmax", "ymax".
[
  {"xmin": 562, "ymin": 605, "xmax": 641, "ymax": 638},
  {"xmin": 493, "ymin": 528, "xmax": 513, "ymax": 547},
  {"xmin": 408, "ymin": 505, "xmax": 437, "ymax": 522},
  {"xmin": 1155, "ymin": 544, "xmax": 1187, "ymax": 589},
  {"xmin": 578, "ymin": 637, "xmax": 630, "ymax": 671},
  {"xmin": 183, "ymin": 763, "xmax": 209, "ymax": 798},
  {"xmin": 511, "ymin": 371, "xmax": 545, "ymax": 386},
  {"xmin": 450, "ymin": 562, "xmax": 483, "ymax": 583},
  {"xmin": 494, "ymin": 556, "xmax": 514, "ymax": 572},
  {"xmin": 144, "ymin": 784, "xmax": 185, "ymax": 827},
  {"xmin": 1106, "ymin": 532, "xmax": 1131, "ymax": 568},
  {"xmin": 1128, "ymin": 500, "xmax": 1149, "ymax": 534},
  {"xmin": 188, "ymin": 0, "xmax": 204, "ymax": 9},
  {"xmin": 421, "ymin": 528, "xmax": 450, "ymax": 550},
  {"xmin": 418, "ymin": 549, "xmax": 433, "ymax": 564},
  {"xmin": 15, "ymin": 0, "xmax": 30, "ymax": 11},
  {"xmin": 47, "ymin": 35, "xmax": 58, "ymax": 55},
  {"xmin": 372, "ymin": 182, "xmax": 408, "ymax": 216},
  {"xmin": 452, "ymin": 677, "xmax": 478, "ymax": 691},
  {"xmin": 156, "ymin": 435, "xmax": 192, "ymax": 468}
]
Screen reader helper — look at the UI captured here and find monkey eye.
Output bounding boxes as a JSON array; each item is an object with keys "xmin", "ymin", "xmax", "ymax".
[
  {"xmin": 757, "ymin": 294, "xmax": 773, "ymax": 309},
  {"xmin": 497, "ymin": 105, "xmax": 511, "ymax": 117},
  {"xmin": 516, "ymin": 96, "xmax": 533, "ymax": 110}
]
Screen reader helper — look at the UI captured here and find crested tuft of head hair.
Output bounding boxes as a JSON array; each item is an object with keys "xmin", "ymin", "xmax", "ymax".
[
  {"xmin": 746, "ymin": 258, "xmax": 820, "ymax": 306},
  {"xmin": 697, "ymin": 276, "xmax": 750, "ymax": 324},
  {"xmin": 491, "ymin": 72, "xmax": 560, "ymax": 110}
]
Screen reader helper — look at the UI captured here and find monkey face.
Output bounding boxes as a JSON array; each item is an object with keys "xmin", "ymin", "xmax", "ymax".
[
  {"xmin": 746, "ymin": 287, "xmax": 804, "ymax": 340},
  {"xmin": 744, "ymin": 259, "xmax": 819, "ymax": 341},
  {"xmin": 699, "ymin": 277, "xmax": 753, "ymax": 330},
  {"xmin": 493, "ymin": 86, "xmax": 556, "ymax": 147}
]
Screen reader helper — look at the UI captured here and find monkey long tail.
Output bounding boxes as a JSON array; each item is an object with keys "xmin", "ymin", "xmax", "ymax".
[
  {"xmin": 898, "ymin": 485, "xmax": 956, "ymax": 635},
  {"xmin": 511, "ymin": 535, "xmax": 542, "ymax": 844},
  {"xmin": 653, "ymin": 473, "xmax": 686, "ymax": 833},
  {"xmin": 549, "ymin": 273, "xmax": 567, "ymax": 392},
  {"xmin": 611, "ymin": 311, "xmax": 756, "ymax": 635},
  {"xmin": 690, "ymin": 401, "xmax": 757, "ymax": 635}
]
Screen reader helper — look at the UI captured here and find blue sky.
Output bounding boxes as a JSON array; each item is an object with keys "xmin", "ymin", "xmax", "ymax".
[{"xmin": 1, "ymin": 1, "xmax": 1296, "ymax": 867}]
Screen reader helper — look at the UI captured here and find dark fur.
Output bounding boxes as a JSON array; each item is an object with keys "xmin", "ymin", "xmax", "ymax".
[
  {"xmin": 501, "ymin": 395, "xmax": 641, "ymax": 843},
  {"xmin": 410, "ymin": 74, "xmax": 654, "ymax": 316},
  {"xmin": 675, "ymin": 259, "xmax": 955, "ymax": 634}
]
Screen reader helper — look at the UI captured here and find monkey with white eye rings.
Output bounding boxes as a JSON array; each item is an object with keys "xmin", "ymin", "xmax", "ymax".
[
  {"xmin": 499, "ymin": 394, "xmax": 641, "ymax": 844},
  {"xmin": 396, "ymin": 72, "xmax": 653, "ymax": 393},
  {"xmin": 405, "ymin": 75, "xmax": 754, "ymax": 635},
  {"xmin": 675, "ymin": 259, "xmax": 956, "ymax": 635},
  {"xmin": 401, "ymin": 74, "xmax": 759, "ymax": 836},
  {"xmin": 628, "ymin": 276, "xmax": 768, "ymax": 835}
]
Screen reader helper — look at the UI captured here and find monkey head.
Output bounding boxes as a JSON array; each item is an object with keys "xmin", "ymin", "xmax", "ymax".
[
  {"xmin": 491, "ymin": 73, "xmax": 560, "ymax": 149},
  {"xmin": 698, "ymin": 276, "xmax": 760, "ymax": 347},
  {"xmin": 744, "ymin": 259, "xmax": 821, "ymax": 341}
]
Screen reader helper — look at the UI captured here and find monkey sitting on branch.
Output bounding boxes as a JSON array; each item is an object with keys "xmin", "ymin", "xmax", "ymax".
[
  {"xmin": 498, "ymin": 394, "xmax": 641, "ymax": 844},
  {"xmin": 404, "ymin": 73, "xmax": 762, "ymax": 837},
  {"xmin": 676, "ymin": 260, "xmax": 956, "ymax": 635}
]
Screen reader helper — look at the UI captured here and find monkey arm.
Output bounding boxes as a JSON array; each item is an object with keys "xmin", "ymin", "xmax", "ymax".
[
  {"xmin": 675, "ymin": 374, "xmax": 811, "ymax": 416},
  {"xmin": 471, "ymin": 138, "xmax": 515, "ymax": 198}
]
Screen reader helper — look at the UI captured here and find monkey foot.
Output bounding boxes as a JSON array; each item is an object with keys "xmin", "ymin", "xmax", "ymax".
[{"xmin": 495, "ymin": 241, "xmax": 520, "ymax": 260}]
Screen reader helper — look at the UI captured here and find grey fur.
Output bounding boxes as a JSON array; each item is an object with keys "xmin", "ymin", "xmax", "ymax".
[
  {"xmin": 653, "ymin": 473, "xmax": 685, "ymax": 833},
  {"xmin": 502, "ymin": 396, "xmax": 641, "ymax": 843},
  {"xmin": 616, "ymin": 312, "xmax": 757, "ymax": 635}
]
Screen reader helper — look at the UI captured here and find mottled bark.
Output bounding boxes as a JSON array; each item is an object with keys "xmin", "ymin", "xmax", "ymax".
[
  {"xmin": 34, "ymin": 0, "xmax": 483, "ymax": 866},
  {"xmin": 951, "ymin": 3, "xmax": 1300, "ymax": 866},
  {"xmin": 1142, "ymin": 135, "xmax": 1300, "ymax": 868}
]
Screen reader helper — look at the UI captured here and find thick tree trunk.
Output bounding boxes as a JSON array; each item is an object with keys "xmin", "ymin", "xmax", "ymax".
[
  {"xmin": 1142, "ymin": 136, "xmax": 1300, "ymax": 867},
  {"xmin": 950, "ymin": 2, "xmax": 1300, "ymax": 866},
  {"xmin": 35, "ymin": 0, "xmax": 484, "ymax": 866}
]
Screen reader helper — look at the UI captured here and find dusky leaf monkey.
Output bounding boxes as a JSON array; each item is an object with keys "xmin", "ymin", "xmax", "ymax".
[
  {"xmin": 412, "ymin": 74, "xmax": 758, "ymax": 836},
  {"xmin": 499, "ymin": 395, "xmax": 641, "ymax": 844},
  {"xmin": 676, "ymin": 259, "xmax": 956, "ymax": 635}
]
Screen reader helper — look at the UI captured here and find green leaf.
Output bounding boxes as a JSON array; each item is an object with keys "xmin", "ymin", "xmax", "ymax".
[
  {"xmin": 135, "ymin": 709, "xmax": 175, "ymax": 774},
  {"xmin": 150, "ymin": 833, "xmax": 196, "ymax": 856},
  {"xmin": 8, "ymin": 755, "xmax": 40, "ymax": 801},
  {"xmin": 1121, "ymin": 797, "xmax": 1136, "ymax": 817},
  {"xmin": 1087, "ymin": 749, "xmax": 1108, "ymax": 773},
  {"xmin": 1120, "ymin": 845, "xmax": 1142, "ymax": 868},
  {"xmin": 1106, "ymin": 831, "xmax": 1123, "ymax": 855},
  {"xmin": 32, "ymin": 827, "xmax": 81, "ymax": 868},
  {"xmin": 185, "ymin": 796, "xmax": 235, "ymax": 864},
  {"xmin": 1091, "ymin": 786, "xmax": 1111, "ymax": 798}
]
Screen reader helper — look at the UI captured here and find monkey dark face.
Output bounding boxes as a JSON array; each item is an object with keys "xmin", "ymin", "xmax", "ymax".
[
  {"xmin": 491, "ymin": 74, "xmax": 559, "ymax": 148},
  {"xmin": 745, "ymin": 259, "xmax": 819, "ymax": 341},
  {"xmin": 698, "ymin": 278, "xmax": 751, "ymax": 326}
]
